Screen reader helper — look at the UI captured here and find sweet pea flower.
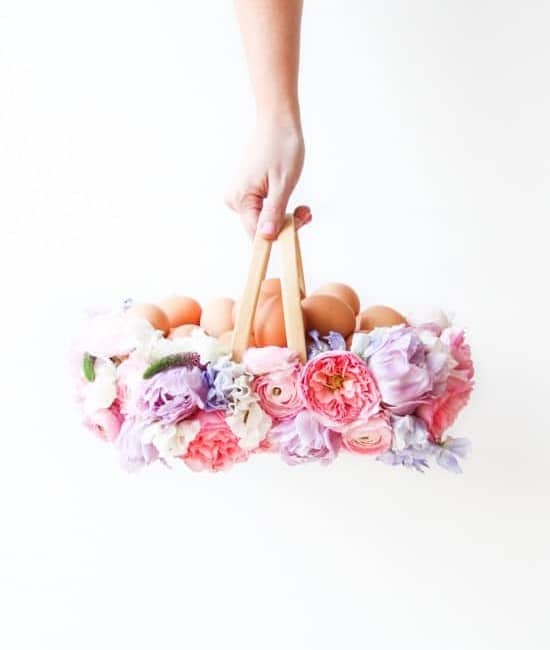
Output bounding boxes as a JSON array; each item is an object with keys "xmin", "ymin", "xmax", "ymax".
[
  {"xmin": 307, "ymin": 330, "xmax": 346, "ymax": 360},
  {"xmin": 300, "ymin": 351, "xmax": 380, "ymax": 427},
  {"xmin": 269, "ymin": 410, "xmax": 341, "ymax": 465},
  {"xmin": 243, "ymin": 346, "xmax": 299, "ymax": 375},
  {"xmin": 253, "ymin": 363, "xmax": 303, "ymax": 421},
  {"xmin": 340, "ymin": 411, "xmax": 393, "ymax": 455},
  {"xmin": 184, "ymin": 412, "xmax": 248, "ymax": 472},
  {"xmin": 354, "ymin": 326, "xmax": 447, "ymax": 415},
  {"xmin": 138, "ymin": 366, "xmax": 208, "ymax": 424},
  {"xmin": 204, "ymin": 357, "xmax": 248, "ymax": 411},
  {"xmin": 226, "ymin": 401, "xmax": 272, "ymax": 451},
  {"xmin": 115, "ymin": 418, "xmax": 159, "ymax": 472},
  {"xmin": 377, "ymin": 415, "xmax": 435, "ymax": 472}
]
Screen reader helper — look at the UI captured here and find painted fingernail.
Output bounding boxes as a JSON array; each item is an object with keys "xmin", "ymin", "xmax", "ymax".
[{"xmin": 260, "ymin": 222, "xmax": 276, "ymax": 237}]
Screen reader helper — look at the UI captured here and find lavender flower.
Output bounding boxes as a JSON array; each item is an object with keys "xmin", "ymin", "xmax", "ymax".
[
  {"xmin": 115, "ymin": 418, "xmax": 159, "ymax": 472},
  {"xmin": 138, "ymin": 366, "xmax": 208, "ymax": 424},
  {"xmin": 377, "ymin": 415, "xmax": 436, "ymax": 472},
  {"xmin": 269, "ymin": 410, "xmax": 341, "ymax": 465},
  {"xmin": 307, "ymin": 330, "xmax": 346, "ymax": 360},
  {"xmin": 433, "ymin": 436, "xmax": 472, "ymax": 473}
]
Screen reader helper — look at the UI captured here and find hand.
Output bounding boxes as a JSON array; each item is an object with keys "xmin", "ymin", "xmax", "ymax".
[{"xmin": 226, "ymin": 118, "xmax": 311, "ymax": 239}]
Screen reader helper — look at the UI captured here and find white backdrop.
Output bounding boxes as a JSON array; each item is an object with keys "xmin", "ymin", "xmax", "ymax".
[{"xmin": 1, "ymin": 1, "xmax": 549, "ymax": 649}]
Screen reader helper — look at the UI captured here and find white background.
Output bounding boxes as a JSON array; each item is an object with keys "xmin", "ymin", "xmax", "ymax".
[{"xmin": 1, "ymin": 1, "xmax": 549, "ymax": 649}]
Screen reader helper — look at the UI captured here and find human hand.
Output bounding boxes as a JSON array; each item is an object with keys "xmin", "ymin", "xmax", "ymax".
[{"xmin": 226, "ymin": 118, "xmax": 311, "ymax": 239}]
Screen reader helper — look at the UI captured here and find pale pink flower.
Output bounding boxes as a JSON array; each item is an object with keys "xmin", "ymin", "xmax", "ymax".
[
  {"xmin": 253, "ymin": 364, "xmax": 303, "ymax": 421},
  {"xmin": 340, "ymin": 411, "xmax": 393, "ymax": 455},
  {"xmin": 300, "ymin": 351, "xmax": 380, "ymax": 428},
  {"xmin": 243, "ymin": 346, "xmax": 299, "ymax": 375},
  {"xmin": 416, "ymin": 376, "xmax": 473, "ymax": 443},
  {"xmin": 84, "ymin": 401, "xmax": 123, "ymax": 442}
]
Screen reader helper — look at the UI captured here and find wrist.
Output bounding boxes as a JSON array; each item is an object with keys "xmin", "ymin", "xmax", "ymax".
[{"xmin": 256, "ymin": 98, "xmax": 302, "ymax": 134}]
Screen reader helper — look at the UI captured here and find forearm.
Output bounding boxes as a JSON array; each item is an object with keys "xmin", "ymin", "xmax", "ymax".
[{"xmin": 233, "ymin": 0, "xmax": 303, "ymax": 128}]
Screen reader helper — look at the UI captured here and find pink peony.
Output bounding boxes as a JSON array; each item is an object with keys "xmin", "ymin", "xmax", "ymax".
[
  {"xmin": 416, "ymin": 376, "xmax": 473, "ymax": 443},
  {"xmin": 243, "ymin": 346, "xmax": 299, "ymax": 375},
  {"xmin": 340, "ymin": 411, "xmax": 393, "ymax": 455},
  {"xmin": 183, "ymin": 412, "xmax": 248, "ymax": 472},
  {"xmin": 84, "ymin": 401, "xmax": 123, "ymax": 442},
  {"xmin": 300, "ymin": 351, "xmax": 380, "ymax": 427},
  {"xmin": 253, "ymin": 364, "xmax": 303, "ymax": 421}
]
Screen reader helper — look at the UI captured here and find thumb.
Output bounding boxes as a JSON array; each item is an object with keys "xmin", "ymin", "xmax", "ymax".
[{"xmin": 257, "ymin": 184, "xmax": 290, "ymax": 240}]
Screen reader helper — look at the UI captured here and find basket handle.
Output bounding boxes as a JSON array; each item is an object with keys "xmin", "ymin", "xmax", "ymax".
[{"xmin": 231, "ymin": 214, "xmax": 307, "ymax": 363}]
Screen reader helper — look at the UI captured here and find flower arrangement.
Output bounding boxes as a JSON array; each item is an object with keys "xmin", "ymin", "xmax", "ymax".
[{"xmin": 72, "ymin": 304, "xmax": 474, "ymax": 474}]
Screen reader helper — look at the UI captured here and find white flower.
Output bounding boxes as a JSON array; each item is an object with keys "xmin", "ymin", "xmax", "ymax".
[
  {"xmin": 226, "ymin": 401, "xmax": 272, "ymax": 451},
  {"xmin": 391, "ymin": 415, "xmax": 429, "ymax": 451},
  {"xmin": 147, "ymin": 328, "xmax": 226, "ymax": 365},
  {"xmin": 407, "ymin": 308, "xmax": 452, "ymax": 329},
  {"xmin": 83, "ymin": 358, "xmax": 117, "ymax": 414},
  {"xmin": 77, "ymin": 311, "xmax": 159, "ymax": 358},
  {"xmin": 143, "ymin": 420, "xmax": 201, "ymax": 466}
]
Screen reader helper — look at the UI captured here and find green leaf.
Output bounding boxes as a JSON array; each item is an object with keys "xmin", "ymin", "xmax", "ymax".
[
  {"xmin": 142, "ymin": 352, "xmax": 200, "ymax": 380},
  {"xmin": 82, "ymin": 352, "xmax": 96, "ymax": 382}
]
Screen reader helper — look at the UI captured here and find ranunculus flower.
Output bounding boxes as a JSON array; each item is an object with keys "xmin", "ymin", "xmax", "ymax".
[
  {"xmin": 137, "ymin": 366, "xmax": 208, "ymax": 424},
  {"xmin": 243, "ymin": 346, "xmax": 299, "ymax": 375},
  {"xmin": 340, "ymin": 411, "xmax": 393, "ymax": 455},
  {"xmin": 416, "ymin": 376, "xmax": 473, "ymax": 443},
  {"xmin": 115, "ymin": 418, "xmax": 159, "ymax": 472},
  {"xmin": 300, "ymin": 351, "xmax": 380, "ymax": 427},
  {"xmin": 253, "ymin": 364, "xmax": 303, "ymax": 420},
  {"xmin": 84, "ymin": 401, "xmax": 123, "ymax": 442},
  {"xmin": 269, "ymin": 410, "xmax": 341, "ymax": 465},
  {"xmin": 183, "ymin": 412, "xmax": 248, "ymax": 472},
  {"xmin": 356, "ymin": 326, "xmax": 448, "ymax": 415}
]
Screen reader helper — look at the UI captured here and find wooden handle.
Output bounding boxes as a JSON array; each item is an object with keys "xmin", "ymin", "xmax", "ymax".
[{"xmin": 231, "ymin": 214, "xmax": 307, "ymax": 362}]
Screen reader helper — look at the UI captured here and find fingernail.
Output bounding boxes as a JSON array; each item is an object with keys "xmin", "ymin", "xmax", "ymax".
[{"xmin": 260, "ymin": 222, "xmax": 276, "ymax": 237}]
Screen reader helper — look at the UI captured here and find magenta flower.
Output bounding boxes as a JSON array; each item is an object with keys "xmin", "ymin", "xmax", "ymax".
[
  {"xmin": 138, "ymin": 366, "xmax": 208, "ymax": 424},
  {"xmin": 269, "ymin": 410, "xmax": 341, "ymax": 465}
]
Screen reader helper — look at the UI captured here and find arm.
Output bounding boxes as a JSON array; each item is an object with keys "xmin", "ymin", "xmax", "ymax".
[{"xmin": 227, "ymin": 0, "xmax": 311, "ymax": 239}]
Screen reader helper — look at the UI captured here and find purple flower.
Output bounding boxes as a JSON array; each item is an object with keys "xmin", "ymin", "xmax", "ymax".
[
  {"xmin": 269, "ymin": 410, "xmax": 341, "ymax": 465},
  {"xmin": 138, "ymin": 366, "xmax": 208, "ymax": 424},
  {"xmin": 359, "ymin": 326, "xmax": 449, "ymax": 415},
  {"xmin": 433, "ymin": 436, "xmax": 471, "ymax": 474},
  {"xmin": 307, "ymin": 330, "xmax": 346, "ymax": 360},
  {"xmin": 377, "ymin": 414, "xmax": 435, "ymax": 472},
  {"xmin": 115, "ymin": 418, "xmax": 158, "ymax": 472}
]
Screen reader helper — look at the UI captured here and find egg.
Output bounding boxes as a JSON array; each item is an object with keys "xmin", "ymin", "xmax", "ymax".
[
  {"xmin": 126, "ymin": 303, "xmax": 170, "ymax": 335},
  {"xmin": 260, "ymin": 278, "xmax": 281, "ymax": 301},
  {"xmin": 169, "ymin": 324, "xmax": 201, "ymax": 339},
  {"xmin": 314, "ymin": 283, "xmax": 360, "ymax": 315},
  {"xmin": 218, "ymin": 329, "xmax": 256, "ymax": 349},
  {"xmin": 301, "ymin": 294, "xmax": 355, "ymax": 337},
  {"xmin": 358, "ymin": 305, "xmax": 407, "ymax": 331},
  {"xmin": 200, "ymin": 298, "xmax": 235, "ymax": 337},
  {"xmin": 158, "ymin": 295, "xmax": 201, "ymax": 328},
  {"xmin": 254, "ymin": 294, "xmax": 287, "ymax": 347}
]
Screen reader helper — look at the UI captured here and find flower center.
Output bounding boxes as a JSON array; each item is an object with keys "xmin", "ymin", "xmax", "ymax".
[
  {"xmin": 272, "ymin": 387, "xmax": 282, "ymax": 396},
  {"xmin": 327, "ymin": 374, "xmax": 344, "ymax": 391}
]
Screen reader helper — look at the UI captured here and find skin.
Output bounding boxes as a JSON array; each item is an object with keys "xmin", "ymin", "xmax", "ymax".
[{"xmin": 227, "ymin": 0, "xmax": 311, "ymax": 239}]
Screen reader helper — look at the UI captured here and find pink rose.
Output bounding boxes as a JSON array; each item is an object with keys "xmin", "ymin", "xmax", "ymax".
[
  {"xmin": 183, "ymin": 412, "xmax": 248, "ymax": 472},
  {"xmin": 84, "ymin": 401, "xmax": 123, "ymax": 442},
  {"xmin": 416, "ymin": 376, "xmax": 473, "ymax": 443},
  {"xmin": 253, "ymin": 364, "xmax": 303, "ymax": 421},
  {"xmin": 340, "ymin": 411, "xmax": 393, "ymax": 455},
  {"xmin": 300, "ymin": 351, "xmax": 380, "ymax": 427},
  {"xmin": 243, "ymin": 346, "xmax": 299, "ymax": 375}
]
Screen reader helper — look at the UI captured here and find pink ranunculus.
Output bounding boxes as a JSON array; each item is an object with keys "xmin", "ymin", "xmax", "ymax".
[
  {"xmin": 243, "ymin": 346, "xmax": 299, "ymax": 375},
  {"xmin": 340, "ymin": 411, "xmax": 393, "ymax": 455},
  {"xmin": 84, "ymin": 401, "xmax": 123, "ymax": 442},
  {"xmin": 300, "ymin": 351, "xmax": 380, "ymax": 428},
  {"xmin": 416, "ymin": 376, "xmax": 473, "ymax": 443},
  {"xmin": 183, "ymin": 412, "xmax": 248, "ymax": 472},
  {"xmin": 253, "ymin": 363, "xmax": 303, "ymax": 421},
  {"xmin": 441, "ymin": 328, "xmax": 474, "ymax": 381}
]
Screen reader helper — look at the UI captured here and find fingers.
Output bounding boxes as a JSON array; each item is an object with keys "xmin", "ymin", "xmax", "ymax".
[
  {"xmin": 293, "ymin": 204, "xmax": 312, "ymax": 230},
  {"xmin": 257, "ymin": 183, "xmax": 291, "ymax": 240},
  {"xmin": 226, "ymin": 191, "xmax": 262, "ymax": 239}
]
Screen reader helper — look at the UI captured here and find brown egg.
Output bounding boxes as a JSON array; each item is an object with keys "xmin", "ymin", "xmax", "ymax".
[
  {"xmin": 301, "ymin": 294, "xmax": 355, "ymax": 337},
  {"xmin": 218, "ymin": 329, "xmax": 256, "ymax": 349},
  {"xmin": 158, "ymin": 296, "xmax": 201, "ymax": 328},
  {"xmin": 169, "ymin": 324, "xmax": 201, "ymax": 339},
  {"xmin": 358, "ymin": 305, "xmax": 407, "ymax": 331},
  {"xmin": 200, "ymin": 298, "xmax": 235, "ymax": 337},
  {"xmin": 260, "ymin": 278, "xmax": 281, "ymax": 301},
  {"xmin": 315, "ymin": 283, "xmax": 360, "ymax": 315},
  {"xmin": 126, "ymin": 303, "xmax": 170, "ymax": 335},
  {"xmin": 254, "ymin": 294, "xmax": 287, "ymax": 347}
]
